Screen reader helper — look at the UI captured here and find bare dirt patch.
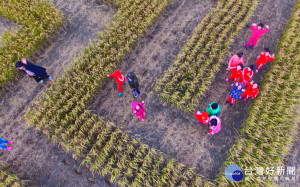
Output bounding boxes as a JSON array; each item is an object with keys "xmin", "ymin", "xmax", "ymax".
[
  {"xmin": 0, "ymin": 0, "xmax": 115, "ymax": 186},
  {"xmin": 89, "ymin": 0, "xmax": 297, "ymax": 181}
]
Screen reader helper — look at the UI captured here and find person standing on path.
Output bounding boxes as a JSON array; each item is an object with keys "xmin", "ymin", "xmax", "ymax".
[
  {"xmin": 16, "ymin": 58, "xmax": 52, "ymax": 84},
  {"xmin": 132, "ymin": 101, "xmax": 146, "ymax": 122},
  {"xmin": 206, "ymin": 102, "xmax": 220, "ymax": 116},
  {"xmin": 194, "ymin": 111, "xmax": 209, "ymax": 125},
  {"xmin": 127, "ymin": 72, "xmax": 140, "ymax": 97},
  {"xmin": 207, "ymin": 116, "xmax": 221, "ymax": 135},
  {"xmin": 244, "ymin": 23, "xmax": 269, "ymax": 49},
  {"xmin": 0, "ymin": 137, "xmax": 13, "ymax": 150},
  {"xmin": 241, "ymin": 65, "xmax": 255, "ymax": 85},
  {"xmin": 240, "ymin": 81, "xmax": 259, "ymax": 102},
  {"xmin": 226, "ymin": 64, "xmax": 243, "ymax": 82},
  {"xmin": 255, "ymin": 48, "xmax": 275, "ymax": 73},
  {"xmin": 226, "ymin": 82, "xmax": 244, "ymax": 106},
  {"xmin": 107, "ymin": 69, "xmax": 126, "ymax": 97},
  {"xmin": 227, "ymin": 52, "xmax": 244, "ymax": 73}
]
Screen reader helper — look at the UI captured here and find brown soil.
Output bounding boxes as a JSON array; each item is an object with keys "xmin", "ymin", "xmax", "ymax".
[
  {"xmin": 0, "ymin": 0, "xmax": 115, "ymax": 186},
  {"xmin": 88, "ymin": 0, "xmax": 298, "ymax": 182}
]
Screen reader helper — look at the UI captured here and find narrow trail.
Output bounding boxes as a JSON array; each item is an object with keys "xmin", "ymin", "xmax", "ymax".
[
  {"xmin": 0, "ymin": 0, "xmax": 115, "ymax": 186},
  {"xmin": 89, "ymin": 0, "xmax": 297, "ymax": 180}
]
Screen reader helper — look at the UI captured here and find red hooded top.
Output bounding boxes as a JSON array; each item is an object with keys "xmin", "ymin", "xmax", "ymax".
[
  {"xmin": 241, "ymin": 67, "xmax": 253, "ymax": 83},
  {"xmin": 255, "ymin": 51, "xmax": 275, "ymax": 65},
  {"xmin": 244, "ymin": 82, "xmax": 259, "ymax": 98},
  {"xmin": 194, "ymin": 111, "xmax": 209, "ymax": 124},
  {"xmin": 230, "ymin": 67, "xmax": 243, "ymax": 80},
  {"xmin": 109, "ymin": 69, "xmax": 125, "ymax": 84}
]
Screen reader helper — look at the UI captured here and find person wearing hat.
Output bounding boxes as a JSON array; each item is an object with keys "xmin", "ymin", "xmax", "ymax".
[
  {"xmin": 132, "ymin": 100, "xmax": 146, "ymax": 122},
  {"xmin": 0, "ymin": 137, "xmax": 13, "ymax": 150},
  {"xmin": 244, "ymin": 23, "xmax": 269, "ymax": 49},
  {"xmin": 127, "ymin": 72, "xmax": 140, "ymax": 97},
  {"xmin": 207, "ymin": 116, "xmax": 221, "ymax": 135},
  {"xmin": 206, "ymin": 102, "xmax": 220, "ymax": 116},
  {"xmin": 16, "ymin": 58, "xmax": 52, "ymax": 84}
]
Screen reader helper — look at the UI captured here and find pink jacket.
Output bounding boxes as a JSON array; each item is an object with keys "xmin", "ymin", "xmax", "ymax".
[
  {"xmin": 228, "ymin": 55, "xmax": 244, "ymax": 69},
  {"xmin": 132, "ymin": 101, "xmax": 145, "ymax": 117},
  {"xmin": 249, "ymin": 24, "xmax": 269, "ymax": 40},
  {"xmin": 208, "ymin": 116, "xmax": 221, "ymax": 134}
]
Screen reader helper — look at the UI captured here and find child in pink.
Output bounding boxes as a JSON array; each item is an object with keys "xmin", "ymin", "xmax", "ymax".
[
  {"xmin": 244, "ymin": 23, "xmax": 269, "ymax": 49},
  {"xmin": 227, "ymin": 52, "xmax": 244, "ymax": 73},
  {"xmin": 132, "ymin": 101, "xmax": 146, "ymax": 121},
  {"xmin": 207, "ymin": 116, "xmax": 221, "ymax": 135}
]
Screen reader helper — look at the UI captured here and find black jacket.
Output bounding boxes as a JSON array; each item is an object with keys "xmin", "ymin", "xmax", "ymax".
[{"xmin": 127, "ymin": 72, "xmax": 139, "ymax": 89}]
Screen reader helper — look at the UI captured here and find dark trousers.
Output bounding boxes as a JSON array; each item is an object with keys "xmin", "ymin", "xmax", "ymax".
[
  {"xmin": 32, "ymin": 76, "xmax": 42, "ymax": 82},
  {"xmin": 133, "ymin": 88, "xmax": 140, "ymax": 95}
]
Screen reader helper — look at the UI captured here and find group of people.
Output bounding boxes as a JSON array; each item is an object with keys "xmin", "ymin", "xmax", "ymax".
[
  {"xmin": 1, "ymin": 22, "xmax": 275, "ymax": 150},
  {"xmin": 226, "ymin": 22, "xmax": 274, "ymax": 106},
  {"xmin": 107, "ymin": 69, "xmax": 146, "ymax": 121},
  {"xmin": 194, "ymin": 22, "xmax": 274, "ymax": 135}
]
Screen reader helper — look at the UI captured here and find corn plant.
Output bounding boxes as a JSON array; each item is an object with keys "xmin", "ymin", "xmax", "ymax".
[
  {"xmin": 0, "ymin": 163, "xmax": 24, "ymax": 187},
  {"xmin": 155, "ymin": 0, "xmax": 257, "ymax": 111},
  {"xmin": 215, "ymin": 1, "xmax": 300, "ymax": 186},
  {"xmin": 0, "ymin": 0, "xmax": 63, "ymax": 90}
]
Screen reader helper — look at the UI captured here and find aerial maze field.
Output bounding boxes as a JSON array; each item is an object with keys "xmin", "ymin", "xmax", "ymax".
[{"xmin": 0, "ymin": 0, "xmax": 299, "ymax": 186}]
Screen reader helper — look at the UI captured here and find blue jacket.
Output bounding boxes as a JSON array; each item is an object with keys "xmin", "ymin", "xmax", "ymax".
[
  {"xmin": 229, "ymin": 83, "xmax": 244, "ymax": 99},
  {"xmin": 18, "ymin": 61, "xmax": 48, "ymax": 80}
]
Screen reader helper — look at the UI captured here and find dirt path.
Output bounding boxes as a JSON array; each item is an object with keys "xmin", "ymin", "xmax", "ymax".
[
  {"xmin": 89, "ymin": 0, "xmax": 297, "ymax": 181},
  {"xmin": 0, "ymin": 0, "xmax": 115, "ymax": 186}
]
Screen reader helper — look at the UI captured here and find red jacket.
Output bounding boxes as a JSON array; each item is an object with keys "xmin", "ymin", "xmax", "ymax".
[
  {"xmin": 109, "ymin": 69, "xmax": 125, "ymax": 84},
  {"xmin": 244, "ymin": 82, "xmax": 259, "ymax": 98},
  {"xmin": 255, "ymin": 51, "xmax": 275, "ymax": 65},
  {"xmin": 241, "ymin": 67, "xmax": 253, "ymax": 83},
  {"xmin": 229, "ymin": 67, "xmax": 243, "ymax": 80},
  {"xmin": 194, "ymin": 111, "xmax": 209, "ymax": 124}
]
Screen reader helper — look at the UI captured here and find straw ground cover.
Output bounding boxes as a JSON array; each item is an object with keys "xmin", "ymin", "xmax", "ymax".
[
  {"xmin": 0, "ymin": 0, "xmax": 63, "ymax": 90},
  {"xmin": 214, "ymin": 0, "xmax": 300, "ymax": 186},
  {"xmin": 25, "ymin": 0, "xmax": 211, "ymax": 186},
  {"xmin": 155, "ymin": 0, "xmax": 257, "ymax": 111},
  {"xmin": 0, "ymin": 163, "xmax": 24, "ymax": 187}
]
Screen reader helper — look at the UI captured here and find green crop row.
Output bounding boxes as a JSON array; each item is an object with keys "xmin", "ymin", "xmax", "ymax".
[
  {"xmin": 0, "ymin": 163, "xmax": 24, "ymax": 187},
  {"xmin": 24, "ymin": 0, "xmax": 211, "ymax": 186},
  {"xmin": 155, "ymin": 0, "xmax": 257, "ymax": 112},
  {"xmin": 214, "ymin": 1, "xmax": 300, "ymax": 186},
  {"xmin": 0, "ymin": 0, "xmax": 63, "ymax": 90}
]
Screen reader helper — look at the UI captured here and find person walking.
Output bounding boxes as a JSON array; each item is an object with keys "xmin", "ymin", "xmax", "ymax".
[
  {"xmin": 206, "ymin": 102, "xmax": 220, "ymax": 116},
  {"xmin": 107, "ymin": 69, "xmax": 126, "ymax": 97},
  {"xmin": 226, "ymin": 82, "xmax": 244, "ymax": 106},
  {"xmin": 16, "ymin": 58, "xmax": 52, "ymax": 84},
  {"xmin": 244, "ymin": 23, "xmax": 269, "ymax": 49},
  {"xmin": 227, "ymin": 52, "xmax": 244, "ymax": 73},
  {"xmin": 241, "ymin": 65, "xmax": 255, "ymax": 85},
  {"xmin": 127, "ymin": 72, "xmax": 140, "ymax": 97},
  {"xmin": 207, "ymin": 116, "xmax": 221, "ymax": 135},
  {"xmin": 226, "ymin": 64, "xmax": 243, "ymax": 82},
  {"xmin": 0, "ymin": 137, "xmax": 13, "ymax": 150},
  {"xmin": 194, "ymin": 111, "xmax": 209, "ymax": 125},
  {"xmin": 132, "ymin": 101, "xmax": 146, "ymax": 122},
  {"xmin": 240, "ymin": 81, "xmax": 259, "ymax": 101},
  {"xmin": 255, "ymin": 48, "xmax": 275, "ymax": 72}
]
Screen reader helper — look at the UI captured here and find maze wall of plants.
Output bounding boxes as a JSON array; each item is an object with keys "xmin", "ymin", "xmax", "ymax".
[
  {"xmin": 215, "ymin": 0, "xmax": 300, "ymax": 186},
  {"xmin": 0, "ymin": 163, "xmax": 24, "ymax": 187},
  {"xmin": 0, "ymin": 0, "xmax": 63, "ymax": 90},
  {"xmin": 154, "ymin": 0, "xmax": 257, "ymax": 112},
  {"xmin": 24, "ymin": 0, "xmax": 212, "ymax": 186}
]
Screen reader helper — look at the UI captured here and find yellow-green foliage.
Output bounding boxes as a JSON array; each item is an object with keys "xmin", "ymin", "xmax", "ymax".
[
  {"xmin": 0, "ymin": 164, "xmax": 24, "ymax": 187},
  {"xmin": 215, "ymin": 1, "xmax": 300, "ymax": 186},
  {"xmin": 24, "ymin": 0, "xmax": 211, "ymax": 186},
  {"xmin": 155, "ymin": 0, "xmax": 257, "ymax": 112},
  {"xmin": 0, "ymin": 0, "xmax": 63, "ymax": 90}
]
